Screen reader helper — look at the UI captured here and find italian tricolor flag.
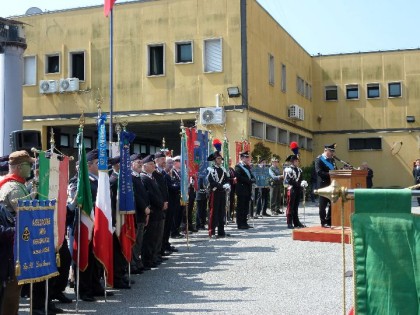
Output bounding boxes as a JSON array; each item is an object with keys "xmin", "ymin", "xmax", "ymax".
[{"xmin": 38, "ymin": 151, "xmax": 69, "ymax": 250}]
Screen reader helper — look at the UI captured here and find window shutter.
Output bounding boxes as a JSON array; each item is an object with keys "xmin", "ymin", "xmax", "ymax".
[{"xmin": 204, "ymin": 39, "xmax": 222, "ymax": 72}]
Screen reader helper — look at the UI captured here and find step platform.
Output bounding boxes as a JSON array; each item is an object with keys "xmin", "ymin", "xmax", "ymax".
[{"xmin": 292, "ymin": 226, "xmax": 351, "ymax": 244}]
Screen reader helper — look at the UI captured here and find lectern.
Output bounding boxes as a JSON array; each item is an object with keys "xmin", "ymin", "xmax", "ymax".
[{"xmin": 330, "ymin": 169, "xmax": 368, "ymax": 227}]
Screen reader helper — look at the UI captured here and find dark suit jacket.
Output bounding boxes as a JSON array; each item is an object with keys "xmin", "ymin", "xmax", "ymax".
[
  {"xmin": 314, "ymin": 155, "xmax": 336, "ymax": 188},
  {"xmin": 234, "ymin": 163, "xmax": 255, "ymax": 196},
  {"xmin": 153, "ymin": 169, "xmax": 169, "ymax": 202},
  {"xmin": 132, "ymin": 174, "xmax": 149, "ymax": 224},
  {"xmin": 140, "ymin": 173, "xmax": 164, "ymax": 222}
]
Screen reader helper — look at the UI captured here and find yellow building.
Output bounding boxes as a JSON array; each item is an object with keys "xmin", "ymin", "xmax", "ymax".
[{"xmin": 11, "ymin": 0, "xmax": 420, "ymax": 187}]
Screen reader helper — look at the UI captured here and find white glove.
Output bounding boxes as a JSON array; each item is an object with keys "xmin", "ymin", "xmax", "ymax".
[
  {"xmin": 301, "ymin": 180, "xmax": 308, "ymax": 188},
  {"xmin": 223, "ymin": 183, "xmax": 231, "ymax": 191},
  {"xmin": 284, "ymin": 167, "xmax": 292, "ymax": 174}
]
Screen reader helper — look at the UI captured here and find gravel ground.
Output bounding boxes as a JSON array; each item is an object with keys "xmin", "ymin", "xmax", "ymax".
[{"xmin": 18, "ymin": 199, "xmax": 420, "ymax": 315}]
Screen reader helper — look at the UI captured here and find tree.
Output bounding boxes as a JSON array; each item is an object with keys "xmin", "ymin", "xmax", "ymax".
[{"xmin": 251, "ymin": 142, "xmax": 272, "ymax": 163}]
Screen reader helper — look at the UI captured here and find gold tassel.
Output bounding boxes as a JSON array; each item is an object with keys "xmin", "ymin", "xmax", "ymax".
[
  {"xmin": 15, "ymin": 260, "xmax": 21, "ymax": 276},
  {"xmin": 56, "ymin": 253, "xmax": 60, "ymax": 268}
]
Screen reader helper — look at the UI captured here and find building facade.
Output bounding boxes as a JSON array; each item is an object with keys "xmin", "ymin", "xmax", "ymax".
[{"xmin": 10, "ymin": 0, "xmax": 420, "ymax": 187}]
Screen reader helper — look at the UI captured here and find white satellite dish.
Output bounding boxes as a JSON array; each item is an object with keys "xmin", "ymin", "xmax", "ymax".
[{"xmin": 25, "ymin": 7, "xmax": 43, "ymax": 15}]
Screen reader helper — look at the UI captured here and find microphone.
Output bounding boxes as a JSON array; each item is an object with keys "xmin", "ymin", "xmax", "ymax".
[{"xmin": 333, "ymin": 155, "xmax": 353, "ymax": 169}]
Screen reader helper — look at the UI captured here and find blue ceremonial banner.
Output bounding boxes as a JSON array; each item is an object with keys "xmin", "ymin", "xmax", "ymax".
[
  {"xmin": 15, "ymin": 199, "xmax": 59, "ymax": 284},
  {"xmin": 251, "ymin": 165, "xmax": 270, "ymax": 187},
  {"xmin": 97, "ymin": 113, "xmax": 108, "ymax": 171},
  {"xmin": 197, "ymin": 130, "xmax": 209, "ymax": 178},
  {"xmin": 119, "ymin": 130, "xmax": 136, "ymax": 213}
]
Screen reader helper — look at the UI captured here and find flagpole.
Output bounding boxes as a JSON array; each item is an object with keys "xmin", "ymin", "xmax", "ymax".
[{"xmin": 109, "ymin": 8, "xmax": 114, "ymax": 150}]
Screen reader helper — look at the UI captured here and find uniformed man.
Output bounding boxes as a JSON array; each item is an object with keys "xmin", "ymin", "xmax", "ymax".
[
  {"xmin": 269, "ymin": 156, "xmax": 283, "ymax": 215},
  {"xmin": 207, "ymin": 151, "xmax": 230, "ymax": 237},
  {"xmin": 314, "ymin": 144, "xmax": 337, "ymax": 228},
  {"xmin": 234, "ymin": 151, "xmax": 256, "ymax": 229},
  {"xmin": 139, "ymin": 155, "xmax": 164, "ymax": 268},
  {"xmin": 284, "ymin": 155, "xmax": 306, "ymax": 229}
]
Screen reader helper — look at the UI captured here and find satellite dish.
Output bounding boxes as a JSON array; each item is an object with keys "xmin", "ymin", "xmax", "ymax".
[{"xmin": 25, "ymin": 7, "xmax": 43, "ymax": 15}]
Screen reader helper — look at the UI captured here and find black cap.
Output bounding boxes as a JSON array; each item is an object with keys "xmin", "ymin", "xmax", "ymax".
[
  {"xmin": 207, "ymin": 151, "xmax": 223, "ymax": 162},
  {"xmin": 154, "ymin": 151, "xmax": 166, "ymax": 159},
  {"xmin": 130, "ymin": 153, "xmax": 142, "ymax": 162},
  {"xmin": 239, "ymin": 150, "xmax": 250, "ymax": 158},
  {"xmin": 86, "ymin": 149, "xmax": 98, "ymax": 162},
  {"xmin": 0, "ymin": 161, "xmax": 9, "ymax": 172},
  {"xmin": 285, "ymin": 154, "xmax": 299, "ymax": 162},
  {"xmin": 324, "ymin": 143, "xmax": 336, "ymax": 151},
  {"xmin": 258, "ymin": 158, "xmax": 267, "ymax": 164},
  {"xmin": 0, "ymin": 155, "xmax": 9, "ymax": 163},
  {"xmin": 109, "ymin": 156, "xmax": 120, "ymax": 166},
  {"xmin": 141, "ymin": 154, "xmax": 155, "ymax": 164}
]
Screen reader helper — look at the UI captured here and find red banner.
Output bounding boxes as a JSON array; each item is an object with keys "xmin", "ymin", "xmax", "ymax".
[
  {"xmin": 235, "ymin": 140, "xmax": 251, "ymax": 164},
  {"xmin": 186, "ymin": 127, "xmax": 198, "ymax": 190}
]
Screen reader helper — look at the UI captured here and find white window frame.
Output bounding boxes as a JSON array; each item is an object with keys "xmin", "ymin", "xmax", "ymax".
[
  {"xmin": 268, "ymin": 54, "xmax": 275, "ymax": 86},
  {"xmin": 388, "ymin": 82, "xmax": 402, "ymax": 98},
  {"xmin": 346, "ymin": 84, "xmax": 359, "ymax": 100},
  {"xmin": 325, "ymin": 85, "xmax": 338, "ymax": 101},
  {"xmin": 203, "ymin": 38, "xmax": 223, "ymax": 73},
  {"xmin": 45, "ymin": 52, "xmax": 61, "ymax": 74},
  {"xmin": 69, "ymin": 50, "xmax": 86, "ymax": 81},
  {"xmin": 23, "ymin": 55, "xmax": 37, "ymax": 86},
  {"xmin": 366, "ymin": 83, "xmax": 380, "ymax": 99},
  {"xmin": 147, "ymin": 43, "xmax": 166, "ymax": 77},
  {"xmin": 174, "ymin": 41, "xmax": 193, "ymax": 64}
]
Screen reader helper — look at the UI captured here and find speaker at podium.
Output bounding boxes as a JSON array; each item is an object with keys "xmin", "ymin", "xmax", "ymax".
[{"xmin": 9, "ymin": 130, "xmax": 42, "ymax": 152}]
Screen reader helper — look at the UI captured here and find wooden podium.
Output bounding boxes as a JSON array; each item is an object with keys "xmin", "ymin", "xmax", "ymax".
[{"xmin": 330, "ymin": 169, "xmax": 368, "ymax": 227}]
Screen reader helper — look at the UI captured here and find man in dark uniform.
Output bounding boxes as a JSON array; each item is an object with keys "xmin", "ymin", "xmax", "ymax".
[
  {"xmin": 283, "ymin": 155, "xmax": 306, "ymax": 229},
  {"xmin": 234, "ymin": 151, "xmax": 255, "ymax": 229},
  {"xmin": 207, "ymin": 151, "xmax": 230, "ymax": 238},
  {"xmin": 130, "ymin": 154, "xmax": 151, "ymax": 273},
  {"xmin": 139, "ymin": 155, "xmax": 164, "ymax": 268},
  {"xmin": 314, "ymin": 144, "xmax": 337, "ymax": 228},
  {"xmin": 153, "ymin": 151, "xmax": 171, "ymax": 259},
  {"xmin": 227, "ymin": 158, "xmax": 236, "ymax": 222}
]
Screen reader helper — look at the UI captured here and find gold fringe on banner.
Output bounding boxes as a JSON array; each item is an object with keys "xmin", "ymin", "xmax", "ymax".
[
  {"xmin": 15, "ymin": 260, "xmax": 21, "ymax": 276},
  {"xmin": 56, "ymin": 253, "xmax": 61, "ymax": 268}
]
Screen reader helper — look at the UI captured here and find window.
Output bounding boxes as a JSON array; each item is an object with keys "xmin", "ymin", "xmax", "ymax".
[
  {"xmin": 265, "ymin": 124, "xmax": 276, "ymax": 142},
  {"xmin": 251, "ymin": 120, "xmax": 263, "ymax": 139},
  {"xmin": 346, "ymin": 84, "xmax": 359, "ymax": 100},
  {"xmin": 148, "ymin": 44, "xmax": 165, "ymax": 76},
  {"xmin": 69, "ymin": 51, "xmax": 85, "ymax": 81},
  {"xmin": 175, "ymin": 41, "xmax": 193, "ymax": 63},
  {"xmin": 268, "ymin": 54, "xmax": 274, "ymax": 85},
  {"xmin": 299, "ymin": 137, "xmax": 306, "ymax": 150},
  {"xmin": 278, "ymin": 129, "xmax": 288, "ymax": 144},
  {"xmin": 367, "ymin": 83, "xmax": 380, "ymax": 98},
  {"xmin": 305, "ymin": 82, "xmax": 309, "ymax": 99},
  {"xmin": 388, "ymin": 82, "xmax": 402, "ymax": 98},
  {"xmin": 45, "ymin": 54, "xmax": 60, "ymax": 74},
  {"xmin": 306, "ymin": 138, "xmax": 313, "ymax": 151},
  {"xmin": 296, "ymin": 76, "xmax": 304, "ymax": 95},
  {"xmin": 60, "ymin": 134, "xmax": 69, "ymax": 147},
  {"xmin": 325, "ymin": 86, "xmax": 338, "ymax": 101},
  {"xmin": 349, "ymin": 138, "xmax": 382, "ymax": 151},
  {"xmin": 23, "ymin": 56, "xmax": 36, "ymax": 86},
  {"xmin": 289, "ymin": 132, "xmax": 298, "ymax": 144},
  {"xmin": 204, "ymin": 38, "xmax": 222, "ymax": 72},
  {"xmin": 281, "ymin": 64, "xmax": 286, "ymax": 92},
  {"xmin": 133, "ymin": 144, "xmax": 140, "ymax": 154},
  {"xmin": 308, "ymin": 84, "xmax": 312, "ymax": 100}
]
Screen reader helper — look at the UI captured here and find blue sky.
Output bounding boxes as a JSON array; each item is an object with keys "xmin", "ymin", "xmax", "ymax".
[{"xmin": 3, "ymin": 0, "xmax": 420, "ymax": 55}]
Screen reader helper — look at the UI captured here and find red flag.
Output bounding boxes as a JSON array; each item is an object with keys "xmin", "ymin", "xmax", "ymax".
[
  {"xmin": 104, "ymin": 0, "xmax": 116, "ymax": 17},
  {"xmin": 186, "ymin": 127, "xmax": 198, "ymax": 190},
  {"xmin": 118, "ymin": 213, "xmax": 136, "ymax": 262}
]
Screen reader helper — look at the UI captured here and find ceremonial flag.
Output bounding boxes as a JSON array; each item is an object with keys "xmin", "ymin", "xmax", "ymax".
[
  {"xmin": 186, "ymin": 127, "xmax": 198, "ymax": 190},
  {"xmin": 93, "ymin": 114, "xmax": 114, "ymax": 287},
  {"xmin": 197, "ymin": 130, "xmax": 209, "ymax": 178},
  {"xmin": 73, "ymin": 128, "xmax": 93, "ymax": 271},
  {"xmin": 180, "ymin": 128, "xmax": 189, "ymax": 204},
  {"xmin": 104, "ymin": 0, "xmax": 116, "ymax": 17},
  {"xmin": 223, "ymin": 136, "xmax": 230, "ymax": 172},
  {"xmin": 116, "ymin": 129, "xmax": 136, "ymax": 262},
  {"xmin": 38, "ymin": 152, "xmax": 69, "ymax": 250}
]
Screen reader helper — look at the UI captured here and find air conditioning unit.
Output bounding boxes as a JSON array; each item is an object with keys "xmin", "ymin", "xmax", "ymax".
[
  {"xmin": 59, "ymin": 78, "xmax": 79, "ymax": 92},
  {"xmin": 288, "ymin": 104, "xmax": 304, "ymax": 121},
  {"xmin": 199, "ymin": 107, "xmax": 226, "ymax": 125},
  {"xmin": 39, "ymin": 80, "xmax": 58, "ymax": 94}
]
